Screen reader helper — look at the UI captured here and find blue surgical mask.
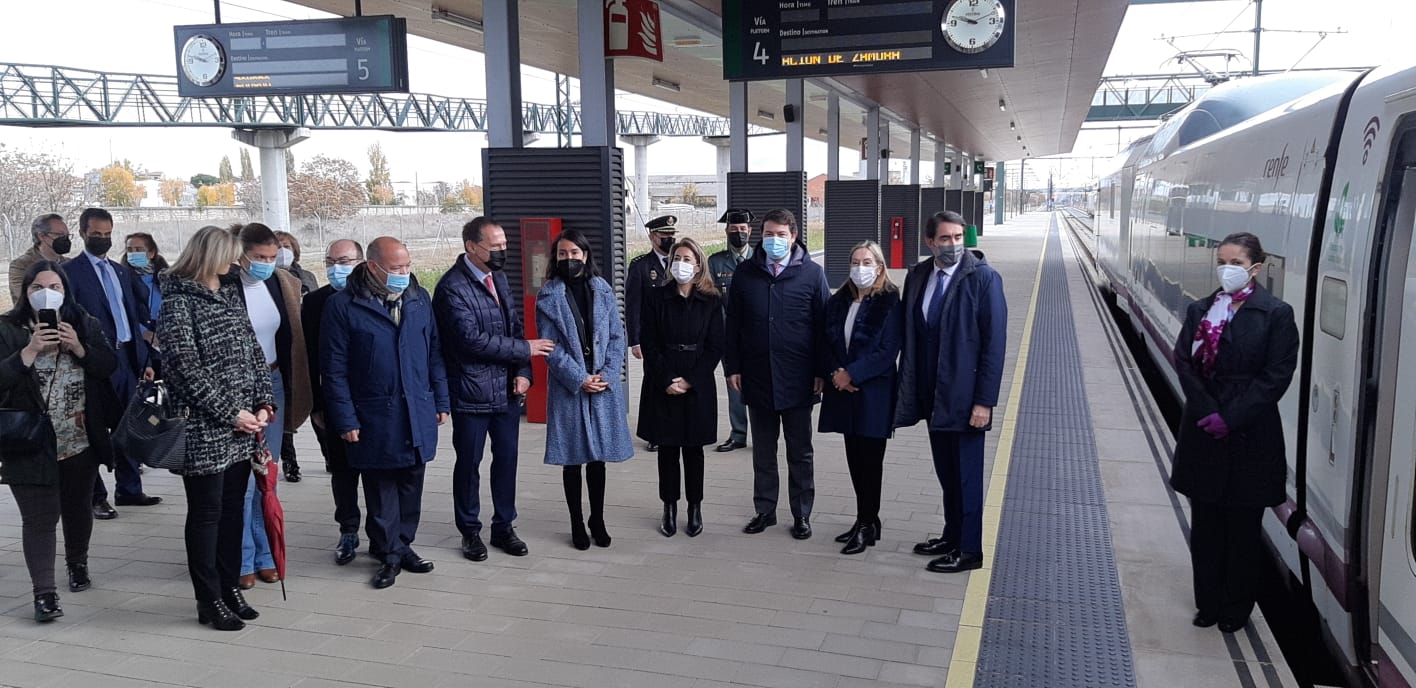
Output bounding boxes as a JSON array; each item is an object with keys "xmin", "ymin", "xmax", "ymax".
[
  {"xmin": 762, "ymin": 236, "xmax": 791, "ymax": 261},
  {"xmin": 327, "ymin": 264, "xmax": 354, "ymax": 290},
  {"xmin": 126, "ymin": 252, "xmax": 149, "ymax": 269},
  {"xmin": 246, "ymin": 260, "xmax": 276, "ymax": 281},
  {"xmin": 385, "ymin": 272, "xmax": 410, "ymax": 293}
]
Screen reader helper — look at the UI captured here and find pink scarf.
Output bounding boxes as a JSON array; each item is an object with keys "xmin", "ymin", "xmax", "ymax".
[{"xmin": 1191, "ymin": 283, "xmax": 1254, "ymax": 375}]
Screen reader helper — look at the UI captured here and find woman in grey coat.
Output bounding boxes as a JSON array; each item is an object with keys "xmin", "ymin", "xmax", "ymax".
[
  {"xmin": 160, "ymin": 226, "xmax": 275, "ymax": 632},
  {"xmin": 536, "ymin": 229, "xmax": 633, "ymax": 550}
]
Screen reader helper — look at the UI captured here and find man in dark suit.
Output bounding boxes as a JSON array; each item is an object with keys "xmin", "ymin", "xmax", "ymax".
[
  {"xmin": 303, "ymin": 238, "xmax": 366, "ymax": 565},
  {"xmin": 894, "ymin": 210, "xmax": 1007, "ymax": 574},
  {"xmin": 64, "ymin": 207, "xmax": 159, "ymax": 516},
  {"xmin": 625, "ymin": 214, "xmax": 677, "ymax": 452}
]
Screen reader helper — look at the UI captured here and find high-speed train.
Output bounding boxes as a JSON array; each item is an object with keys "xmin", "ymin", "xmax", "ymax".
[{"xmin": 1084, "ymin": 64, "xmax": 1416, "ymax": 687}]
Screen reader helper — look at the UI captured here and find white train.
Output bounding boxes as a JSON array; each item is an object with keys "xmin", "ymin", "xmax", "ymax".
[{"xmin": 1086, "ymin": 65, "xmax": 1416, "ymax": 687}]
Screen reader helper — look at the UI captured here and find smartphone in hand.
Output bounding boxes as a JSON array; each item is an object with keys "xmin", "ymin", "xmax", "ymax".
[{"xmin": 37, "ymin": 309, "xmax": 58, "ymax": 329}]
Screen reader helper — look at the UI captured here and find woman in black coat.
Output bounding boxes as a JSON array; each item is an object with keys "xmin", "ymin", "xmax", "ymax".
[
  {"xmin": 636, "ymin": 238, "xmax": 723, "ymax": 538},
  {"xmin": 0, "ymin": 261, "xmax": 118, "ymax": 622},
  {"xmin": 1169, "ymin": 232, "xmax": 1299, "ymax": 634},
  {"xmin": 818, "ymin": 241, "xmax": 903, "ymax": 555}
]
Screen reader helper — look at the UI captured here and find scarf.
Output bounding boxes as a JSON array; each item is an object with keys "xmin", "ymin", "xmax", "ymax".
[
  {"xmin": 359, "ymin": 266, "xmax": 403, "ymax": 326},
  {"xmin": 1190, "ymin": 282, "xmax": 1255, "ymax": 376}
]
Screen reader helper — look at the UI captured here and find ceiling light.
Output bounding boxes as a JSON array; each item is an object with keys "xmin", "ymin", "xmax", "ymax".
[
  {"xmin": 1009, "ymin": 121, "xmax": 1015, "ymax": 130},
  {"xmin": 998, "ymin": 98, "xmax": 1006, "ymax": 112},
  {"xmin": 757, "ymin": 109, "xmax": 775, "ymax": 120},
  {"xmin": 1016, "ymin": 135, "xmax": 1022, "ymax": 141},
  {"xmin": 651, "ymin": 76, "xmax": 680, "ymax": 93},
  {"xmin": 431, "ymin": 7, "xmax": 483, "ymax": 33},
  {"xmin": 818, "ymin": 128, "xmax": 829, "ymax": 136},
  {"xmin": 671, "ymin": 35, "xmax": 703, "ymax": 47}
]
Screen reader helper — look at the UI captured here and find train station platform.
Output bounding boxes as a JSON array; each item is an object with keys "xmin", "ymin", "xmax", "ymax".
[{"xmin": 0, "ymin": 212, "xmax": 1295, "ymax": 688}]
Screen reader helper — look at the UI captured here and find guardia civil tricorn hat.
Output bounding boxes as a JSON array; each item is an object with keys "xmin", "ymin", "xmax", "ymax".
[{"xmin": 717, "ymin": 208, "xmax": 754, "ymax": 225}]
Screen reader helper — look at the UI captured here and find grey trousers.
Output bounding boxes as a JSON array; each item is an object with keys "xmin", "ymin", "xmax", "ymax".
[
  {"xmin": 726, "ymin": 384, "xmax": 749, "ymax": 444},
  {"xmin": 747, "ymin": 405, "xmax": 815, "ymax": 519},
  {"xmin": 8, "ymin": 451, "xmax": 97, "ymax": 596}
]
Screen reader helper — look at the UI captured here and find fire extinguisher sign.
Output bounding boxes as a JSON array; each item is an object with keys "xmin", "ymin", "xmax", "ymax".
[{"xmin": 604, "ymin": 0, "xmax": 663, "ymax": 62}]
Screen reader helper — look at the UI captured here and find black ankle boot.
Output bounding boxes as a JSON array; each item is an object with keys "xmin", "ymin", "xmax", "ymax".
[
  {"xmin": 659, "ymin": 502, "xmax": 677, "ymax": 537},
  {"xmin": 197, "ymin": 599, "xmax": 246, "ymax": 631},
  {"xmin": 588, "ymin": 516, "xmax": 612, "ymax": 548},
  {"xmin": 685, "ymin": 503, "xmax": 703, "ymax": 537},
  {"xmin": 570, "ymin": 520, "xmax": 591, "ymax": 550},
  {"xmin": 841, "ymin": 524, "xmax": 877, "ymax": 555},
  {"xmin": 222, "ymin": 587, "xmax": 259, "ymax": 620},
  {"xmin": 835, "ymin": 522, "xmax": 863, "ymax": 544},
  {"xmin": 33, "ymin": 593, "xmax": 63, "ymax": 622}
]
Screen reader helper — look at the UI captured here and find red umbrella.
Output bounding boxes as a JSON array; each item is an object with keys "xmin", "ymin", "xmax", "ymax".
[{"xmin": 252, "ymin": 431, "xmax": 288, "ymax": 600}]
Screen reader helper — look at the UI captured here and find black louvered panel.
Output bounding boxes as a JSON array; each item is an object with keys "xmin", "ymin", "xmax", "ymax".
[
  {"xmin": 822, "ymin": 179, "xmax": 880, "ymax": 287},
  {"xmin": 920, "ymin": 187, "xmax": 947, "ymax": 259},
  {"xmin": 973, "ymin": 191, "xmax": 986, "ymax": 236},
  {"xmin": 879, "ymin": 184, "xmax": 921, "ymax": 267},
  {"xmin": 945, "ymin": 189, "xmax": 963, "ymax": 216},
  {"xmin": 726, "ymin": 171, "xmax": 807, "ymax": 246}
]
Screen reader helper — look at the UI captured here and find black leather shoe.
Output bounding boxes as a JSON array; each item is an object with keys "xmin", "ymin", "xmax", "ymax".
[
  {"xmin": 1218, "ymin": 618, "xmax": 1248, "ymax": 634},
  {"xmin": 490, "ymin": 529, "xmax": 529, "ymax": 557},
  {"xmin": 791, "ymin": 517, "xmax": 812, "ymax": 540},
  {"xmin": 67, "ymin": 563, "xmax": 91, "ymax": 592},
  {"xmin": 1192, "ymin": 612, "xmax": 1219, "ymax": 628},
  {"xmin": 646, "ymin": 442, "xmax": 659, "ymax": 452},
  {"xmin": 913, "ymin": 535, "xmax": 957, "ymax": 556},
  {"xmin": 462, "ymin": 534, "xmax": 489, "ymax": 561},
  {"xmin": 114, "ymin": 494, "xmax": 161, "ymax": 507},
  {"xmin": 685, "ymin": 503, "xmax": 703, "ymax": 537},
  {"xmin": 222, "ymin": 587, "xmax": 259, "ymax": 620},
  {"xmin": 841, "ymin": 525, "xmax": 876, "ymax": 555},
  {"xmin": 927, "ymin": 550, "xmax": 983, "ymax": 573},
  {"xmin": 283, "ymin": 457, "xmax": 302, "ymax": 483},
  {"xmin": 92, "ymin": 500, "xmax": 117, "ymax": 520},
  {"xmin": 835, "ymin": 523, "xmax": 863, "ymax": 544},
  {"xmin": 588, "ymin": 517, "xmax": 612, "ymax": 548},
  {"xmin": 743, "ymin": 513, "xmax": 777, "ymax": 534},
  {"xmin": 400, "ymin": 551, "xmax": 434, "ymax": 574},
  {"xmin": 34, "ymin": 593, "xmax": 63, "ymax": 622},
  {"xmin": 659, "ymin": 502, "xmax": 677, "ymax": 537},
  {"xmin": 571, "ymin": 521, "xmax": 591, "ymax": 550},
  {"xmin": 197, "ymin": 600, "xmax": 244, "ymax": 630},
  {"xmin": 372, "ymin": 563, "xmax": 400, "ymax": 589},
  {"xmin": 335, "ymin": 533, "xmax": 359, "ymax": 565},
  {"xmin": 715, "ymin": 439, "xmax": 746, "ymax": 452}
]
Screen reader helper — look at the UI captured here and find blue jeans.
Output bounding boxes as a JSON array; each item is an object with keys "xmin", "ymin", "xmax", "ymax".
[{"xmin": 242, "ymin": 368, "xmax": 284, "ymax": 575}]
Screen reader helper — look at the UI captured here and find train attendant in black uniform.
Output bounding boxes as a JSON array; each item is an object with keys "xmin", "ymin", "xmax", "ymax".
[
  {"xmin": 625, "ymin": 215, "xmax": 677, "ymax": 452},
  {"xmin": 636, "ymin": 237, "xmax": 723, "ymax": 538},
  {"xmin": 819, "ymin": 240, "xmax": 902, "ymax": 555},
  {"xmin": 1170, "ymin": 231, "xmax": 1299, "ymax": 634}
]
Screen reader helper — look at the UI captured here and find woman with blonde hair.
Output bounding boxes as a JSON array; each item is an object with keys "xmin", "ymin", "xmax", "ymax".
[
  {"xmin": 818, "ymin": 240, "xmax": 903, "ymax": 554},
  {"xmin": 636, "ymin": 237, "xmax": 724, "ymax": 537},
  {"xmin": 160, "ymin": 225, "xmax": 274, "ymax": 631}
]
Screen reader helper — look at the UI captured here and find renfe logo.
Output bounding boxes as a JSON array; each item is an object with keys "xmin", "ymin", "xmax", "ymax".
[
  {"xmin": 1263, "ymin": 144, "xmax": 1289, "ymax": 179},
  {"xmin": 1362, "ymin": 116, "xmax": 1381, "ymax": 164}
]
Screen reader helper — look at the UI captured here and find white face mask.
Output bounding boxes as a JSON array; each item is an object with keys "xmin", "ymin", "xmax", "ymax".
[
  {"xmin": 670, "ymin": 260, "xmax": 697, "ymax": 284},
  {"xmin": 1216, "ymin": 264, "xmax": 1252, "ymax": 293},
  {"xmin": 28, "ymin": 287, "xmax": 64, "ymax": 313},
  {"xmin": 850, "ymin": 264, "xmax": 878, "ymax": 289},
  {"xmin": 276, "ymin": 247, "xmax": 295, "ymax": 268}
]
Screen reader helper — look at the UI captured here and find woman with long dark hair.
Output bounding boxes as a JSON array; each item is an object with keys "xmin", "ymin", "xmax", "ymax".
[
  {"xmin": 0, "ymin": 261, "xmax": 117, "ymax": 622},
  {"xmin": 121, "ymin": 232, "xmax": 168, "ymax": 347},
  {"xmin": 536, "ymin": 229, "xmax": 634, "ymax": 550},
  {"xmin": 1170, "ymin": 231, "xmax": 1299, "ymax": 634}
]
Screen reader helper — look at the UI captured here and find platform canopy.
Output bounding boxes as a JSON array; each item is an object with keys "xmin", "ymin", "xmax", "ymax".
[{"xmin": 286, "ymin": 0, "xmax": 1129, "ymax": 160}]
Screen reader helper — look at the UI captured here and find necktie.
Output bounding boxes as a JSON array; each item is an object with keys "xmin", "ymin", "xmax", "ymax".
[
  {"xmin": 926, "ymin": 270, "xmax": 947, "ymax": 325},
  {"xmin": 484, "ymin": 274, "xmax": 499, "ymax": 305},
  {"xmin": 97, "ymin": 260, "xmax": 131, "ymax": 342},
  {"xmin": 772, "ymin": 263, "xmax": 782, "ymax": 278}
]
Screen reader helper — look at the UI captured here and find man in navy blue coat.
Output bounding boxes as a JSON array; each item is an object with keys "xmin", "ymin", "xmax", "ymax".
[
  {"xmin": 434, "ymin": 217, "xmax": 553, "ymax": 562},
  {"xmin": 724, "ymin": 208, "xmax": 830, "ymax": 540},
  {"xmin": 895, "ymin": 210, "xmax": 1007, "ymax": 573},
  {"xmin": 63, "ymin": 207, "xmax": 159, "ymax": 516}
]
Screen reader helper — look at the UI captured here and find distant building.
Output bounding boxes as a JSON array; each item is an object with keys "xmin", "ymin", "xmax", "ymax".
[{"xmin": 647, "ymin": 174, "xmax": 719, "ymax": 210}]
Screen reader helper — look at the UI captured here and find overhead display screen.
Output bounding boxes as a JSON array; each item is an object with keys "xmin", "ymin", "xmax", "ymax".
[
  {"xmin": 723, "ymin": 0, "xmax": 1016, "ymax": 81},
  {"xmin": 174, "ymin": 15, "xmax": 409, "ymax": 98}
]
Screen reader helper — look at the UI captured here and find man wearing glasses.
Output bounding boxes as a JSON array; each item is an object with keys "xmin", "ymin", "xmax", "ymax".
[{"xmin": 9, "ymin": 214, "xmax": 73, "ymax": 303}]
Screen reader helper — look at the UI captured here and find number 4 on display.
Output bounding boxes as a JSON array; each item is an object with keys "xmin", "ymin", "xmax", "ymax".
[{"xmin": 753, "ymin": 42, "xmax": 769, "ymax": 64}]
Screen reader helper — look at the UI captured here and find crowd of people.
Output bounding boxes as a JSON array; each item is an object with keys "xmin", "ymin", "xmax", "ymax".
[{"xmin": 0, "ymin": 204, "xmax": 1017, "ymax": 632}]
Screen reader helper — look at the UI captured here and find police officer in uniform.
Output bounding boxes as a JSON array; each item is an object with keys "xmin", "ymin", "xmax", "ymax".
[
  {"xmin": 708, "ymin": 209, "xmax": 754, "ymax": 452},
  {"xmin": 626, "ymin": 215, "xmax": 677, "ymax": 452}
]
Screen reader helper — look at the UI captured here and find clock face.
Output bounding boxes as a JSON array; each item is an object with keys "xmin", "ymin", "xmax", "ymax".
[
  {"xmin": 181, "ymin": 35, "xmax": 225, "ymax": 87},
  {"xmin": 941, "ymin": 0, "xmax": 1006, "ymax": 55}
]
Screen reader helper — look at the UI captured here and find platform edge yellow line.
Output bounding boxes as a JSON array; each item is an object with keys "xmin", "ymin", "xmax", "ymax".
[{"xmin": 945, "ymin": 224, "xmax": 1050, "ymax": 687}]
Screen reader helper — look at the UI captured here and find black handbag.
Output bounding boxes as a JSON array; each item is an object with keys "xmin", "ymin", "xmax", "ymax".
[
  {"xmin": 112, "ymin": 379, "xmax": 186, "ymax": 471},
  {"xmin": 0, "ymin": 351, "xmax": 61, "ymax": 464}
]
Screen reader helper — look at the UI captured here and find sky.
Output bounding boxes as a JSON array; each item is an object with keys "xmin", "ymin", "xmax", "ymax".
[{"xmin": 2, "ymin": 0, "xmax": 1414, "ymax": 191}]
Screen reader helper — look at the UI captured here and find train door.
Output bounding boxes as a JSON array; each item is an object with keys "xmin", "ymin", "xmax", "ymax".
[{"xmin": 1119, "ymin": 166, "xmax": 1135, "ymax": 279}]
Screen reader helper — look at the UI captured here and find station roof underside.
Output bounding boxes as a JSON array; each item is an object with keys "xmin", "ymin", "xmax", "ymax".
[{"xmin": 288, "ymin": 0, "xmax": 1129, "ymax": 160}]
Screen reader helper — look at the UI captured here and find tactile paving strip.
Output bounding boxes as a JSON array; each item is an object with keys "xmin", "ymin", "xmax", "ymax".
[{"xmin": 974, "ymin": 219, "xmax": 1137, "ymax": 687}]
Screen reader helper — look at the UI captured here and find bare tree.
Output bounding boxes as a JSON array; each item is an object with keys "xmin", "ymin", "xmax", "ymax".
[
  {"xmin": 289, "ymin": 155, "xmax": 364, "ymax": 234},
  {"xmin": 0, "ymin": 146, "xmax": 81, "ymax": 259}
]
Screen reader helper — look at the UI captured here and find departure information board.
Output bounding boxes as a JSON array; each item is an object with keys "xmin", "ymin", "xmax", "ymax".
[
  {"xmin": 174, "ymin": 15, "xmax": 409, "ymax": 98},
  {"xmin": 722, "ymin": 0, "xmax": 1015, "ymax": 81}
]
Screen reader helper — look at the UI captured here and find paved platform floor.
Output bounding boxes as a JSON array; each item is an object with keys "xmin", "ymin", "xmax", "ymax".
[{"xmin": 0, "ymin": 212, "xmax": 1293, "ymax": 687}]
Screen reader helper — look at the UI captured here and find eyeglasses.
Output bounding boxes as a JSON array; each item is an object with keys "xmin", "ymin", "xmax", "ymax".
[{"xmin": 324, "ymin": 257, "xmax": 360, "ymax": 267}]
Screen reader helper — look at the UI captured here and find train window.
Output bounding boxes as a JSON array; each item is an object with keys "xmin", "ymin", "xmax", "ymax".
[{"xmin": 1320, "ymin": 276, "xmax": 1348, "ymax": 339}]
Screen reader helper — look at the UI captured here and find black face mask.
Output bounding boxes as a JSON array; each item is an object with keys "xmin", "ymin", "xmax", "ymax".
[
  {"xmin": 557, "ymin": 258, "xmax": 586, "ymax": 281},
  {"xmin": 50, "ymin": 236, "xmax": 72, "ymax": 256},
  {"xmin": 727, "ymin": 232, "xmax": 749, "ymax": 249},
  {"xmin": 484, "ymin": 249, "xmax": 507, "ymax": 271},
  {"xmin": 85, "ymin": 236, "xmax": 112, "ymax": 256},
  {"xmin": 656, "ymin": 235, "xmax": 674, "ymax": 254}
]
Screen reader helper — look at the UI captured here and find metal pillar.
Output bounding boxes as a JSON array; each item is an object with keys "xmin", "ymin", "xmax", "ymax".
[
  {"xmin": 703, "ymin": 136, "xmax": 731, "ymax": 218},
  {"xmin": 826, "ymin": 92, "xmax": 840, "ymax": 181},
  {"xmin": 484, "ymin": 0, "xmax": 523, "ymax": 148},
  {"xmin": 785, "ymin": 79, "xmax": 804, "ymax": 172},
  {"xmin": 864, "ymin": 106, "xmax": 881, "ymax": 181},
  {"xmin": 934, "ymin": 140, "xmax": 948, "ymax": 187},
  {"xmin": 995, "ymin": 160, "xmax": 1005, "ymax": 225},
  {"xmin": 621, "ymin": 135, "xmax": 659, "ymax": 220},
  {"xmin": 232, "ymin": 127, "xmax": 308, "ymax": 232},
  {"xmin": 955, "ymin": 150, "xmax": 966, "ymax": 190},
  {"xmin": 1252, "ymin": 0, "xmax": 1262, "ymax": 76},
  {"xmin": 729, "ymin": 81, "xmax": 748, "ymax": 172},
  {"xmin": 578, "ymin": 0, "xmax": 615, "ymax": 147},
  {"xmin": 908, "ymin": 128, "xmax": 921, "ymax": 185},
  {"xmin": 878, "ymin": 120, "xmax": 891, "ymax": 182}
]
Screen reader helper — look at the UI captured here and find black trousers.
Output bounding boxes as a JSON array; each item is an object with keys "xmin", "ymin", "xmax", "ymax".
[
  {"xmin": 747, "ymin": 405, "xmax": 815, "ymax": 518},
  {"xmin": 1189, "ymin": 499, "xmax": 1265, "ymax": 623},
  {"xmin": 312, "ymin": 421, "xmax": 363, "ymax": 536},
  {"xmin": 657, "ymin": 446, "xmax": 705, "ymax": 504},
  {"xmin": 363, "ymin": 463, "xmax": 426, "ymax": 566},
  {"xmin": 182, "ymin": 459, "xmax": 252, "ymax": 604},
  {"xmin": 842, "ymin": 436, "xmax": 886, "ymax": 526},
  {"xmin": 8, "ymin": 451, "xmax": 98, "ymax": 596},
  {"xmin": 451, "ymin": 408, "xmax": 521, "ymax": 537}
]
